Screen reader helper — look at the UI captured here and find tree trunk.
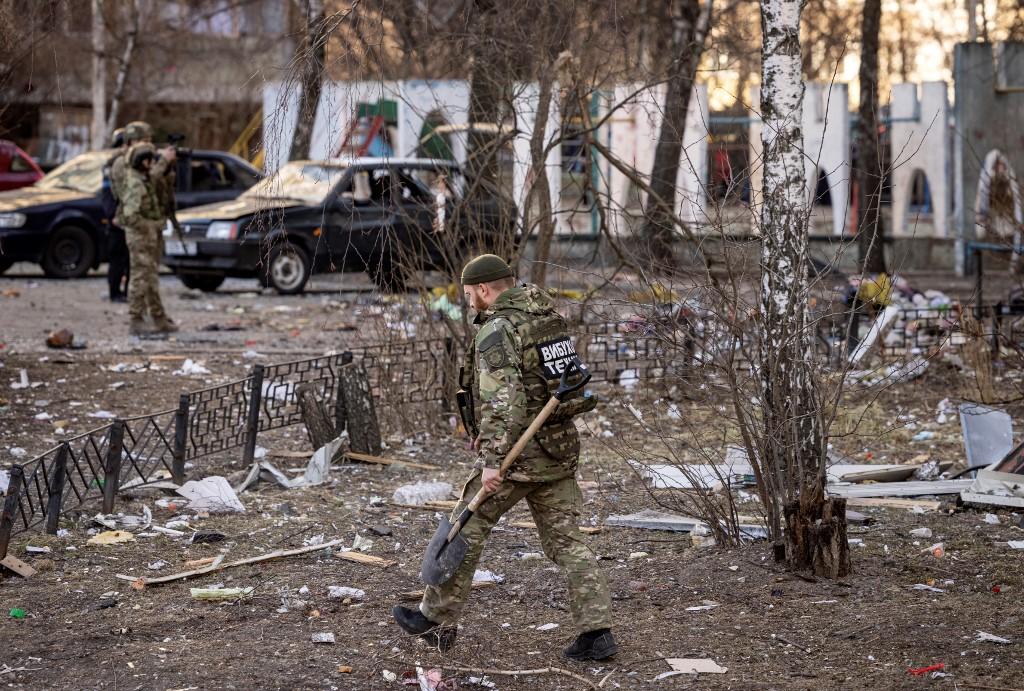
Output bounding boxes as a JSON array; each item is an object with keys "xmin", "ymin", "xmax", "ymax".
[
  {"xmin": 758, "ymin": 0, "xmax": 846, "ymax": 576},
  {"xmin": 640, "ymin": 0, "xmax": 712, "ymax": 270},
  {"xmin": 338, "ymin": 364, "xmax": 382, "ymax": 455},
  {"xmin": 290, "ymin": 0, "xmax": 326, "ymax": 161},
  {"xmin": 527, "ymin": 72, "xmax": 556, "ymax": 287},
  {"xmin": 296, "ymin": 383, "xmax": 335, "ymax": 449},
  {"xmin": 465, "ymin": 0, "xmax": 508, "ymax": 198},
  {"xmin": 855, "ymin": 0, "xmax": 886, "ymax": 274},
  {"xmin": 104, "ymin": 0, "xmax": 141, "ymax": 138},
  {"xmin": 90, "ymin": 0, "xmax": 106, "ymax": 150}
]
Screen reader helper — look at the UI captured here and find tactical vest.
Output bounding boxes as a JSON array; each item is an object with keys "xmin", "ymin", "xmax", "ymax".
[{"xmin": 468, "ymin": 305, "xmax": 583, "ymax": 462}]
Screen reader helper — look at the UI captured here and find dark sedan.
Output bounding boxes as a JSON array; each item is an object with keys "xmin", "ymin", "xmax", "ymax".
[
  {"xmin": 162, "ymin": 157, "xmax": 513, "ymax": 294},
  {"xmin": 0, "ymin": 149, "xmax": 260, "ymax": 278}
]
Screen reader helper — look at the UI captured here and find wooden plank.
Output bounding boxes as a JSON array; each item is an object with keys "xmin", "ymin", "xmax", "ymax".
[
  {"xmin": 346, "ymin": 452, "xmax": 436, "ymax": 471},
  {"xmin": 335, "ymin": 550, "xmax": 396, "ymax": 568},
  {"xmin": 0, "ymin": 554, "xmax": 36, "ymax": 578},
  {"xmin": 388, "ymin": 500, "xmax": 459, "ymax": 512},
  {"xmin": 845, "ymin": 497, "xmax": 942, "ymax": 511},
  {"xmin": 400, "ymin": 581, "xmax": 495, "ymax": 601},
  {"xmin": 115, "ymin": 538, "xmax": 345, "ymax": 588}
]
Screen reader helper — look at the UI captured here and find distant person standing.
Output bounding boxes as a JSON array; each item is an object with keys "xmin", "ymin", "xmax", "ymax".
[
  {"xmin": 102, "ymin": 128, "xmax": 129, "ymax": 302},
  {"xmin": 117, "ymin": 144, "xmax": 176, "ymax": 336}
]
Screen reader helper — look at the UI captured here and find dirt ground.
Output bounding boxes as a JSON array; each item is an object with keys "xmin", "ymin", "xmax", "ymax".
[{"xmin": 1, "ymin": 268, "xmax": 1023, "ymax": 690}]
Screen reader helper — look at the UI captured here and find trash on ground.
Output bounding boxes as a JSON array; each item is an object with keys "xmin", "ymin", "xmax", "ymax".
[
  {"xmin": 93, "ymin": 506, "xmax": 152, "ymax": 532},
  {"xmin": 472, "ymin": 569, "xmax": 505, "ymax": 584},
  {"xmin": 304, "ymin": 436, "xmax": 345, "ymax": 486},
  {"xmin": 191, "ymin": 530, "xmax": 227, "ymax": 544},
  {"xmin": 654, "ymin": 658, "xmax": 728, "ymax": 679},
  {"xmin": 974, "ymin": 631, "xmax": 1011, "ymax": 644},
  {"xmin": 1007, "ymin": 540, "xmax": 1024, "ymax": 549},
  {"xmin": 310, "ymin": 632, "xmax": 336, "ymax": 644},
  {"xmin": 536, "ymin": 623, "xmax": 559, "ymax": 631},
  {"xmin": 173, "ymin": 359, "xmax": 212, "ymax": 376},
  {"xmin": 925, "ymin": 542, "xmax": 945, "ymax": 557},
  {"xmin": 983, "ymin": 513, "xmax": 1000, "ymax": 524},
  {"xmin": 176, "ymin": 476, "xmax": 245, "ymax": 513},
  {"xmin": 190, "ymin": 587, "xmax": 254, "ymax": 601},
  {"xmin": 908, "ymin": 663, "xmax": 945, "ymax": 676},
  {"xmin": 327, "ymin": 586, "xmax": 366, "ymax": 601},
  {"xmin": 960, "ymin": 402, "xmax": 1013, "ymax": 469},
  {"xmin": 911, "ymin": 583, "xmax": 946, "ymax": 593},
  {"xmin": 87, "ymin": 530, "xmax": 136, "ymax": 545},
  {"xmin": 828, "ymin": 480, "xmax": 972, "ymax": 499},
  {"xmin": 685, "ymin": 601, "xmax": 720, "ymax": 611},
  {"xmin": 909, "ymin": 527, "xmax": 932, "ymax": 538},
  {"xmin": 392, "ymin": 481, "xmax": 453, "ymax": 506}
]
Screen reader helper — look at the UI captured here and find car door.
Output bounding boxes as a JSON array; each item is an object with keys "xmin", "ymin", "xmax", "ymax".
[{"xmin": 325, "ymin": 166, "xmax": 396, "ymax": 266}]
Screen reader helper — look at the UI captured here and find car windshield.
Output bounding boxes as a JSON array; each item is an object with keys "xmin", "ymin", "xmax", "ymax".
[
  {"xmin": 241, "ymin": 162, "xmax": 345, "ymax": 205},
  {"xmin": 36, "ymin": 151, "xmax": 110, "ymax": 194}
]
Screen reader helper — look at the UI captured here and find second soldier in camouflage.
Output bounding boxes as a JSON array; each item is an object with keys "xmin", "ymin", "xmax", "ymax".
[{"xmin": 393, "ymin": 254, "xmax": 616, "ymax": 661}]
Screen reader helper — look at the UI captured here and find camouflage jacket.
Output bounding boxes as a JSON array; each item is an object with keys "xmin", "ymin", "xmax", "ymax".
[
  {"xmin": 471, "ymin": 284, "xmax": 582, "ymax": 482},
  {"xmin": 114, "ymin": 146, "xmax": 175, "ymax": 226},
  {"xmin": 118, "ymin": 168, "xmax": 164, "ymax": 230}
]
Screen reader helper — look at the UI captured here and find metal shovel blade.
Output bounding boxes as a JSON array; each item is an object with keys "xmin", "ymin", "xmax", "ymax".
[{"xmin": 419, "ymin": 514, "xmax": 470, "ymax": 586}]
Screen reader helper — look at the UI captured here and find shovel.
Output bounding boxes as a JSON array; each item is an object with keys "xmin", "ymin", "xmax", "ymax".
[{"xmin": 420, "ymin": 359, "xmax": 591, "ymax": 586}]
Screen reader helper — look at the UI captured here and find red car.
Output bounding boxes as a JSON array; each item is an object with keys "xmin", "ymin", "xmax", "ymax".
[{"xmin": 0, "ymin": 140, "xmax": 43, "ymax": 191}]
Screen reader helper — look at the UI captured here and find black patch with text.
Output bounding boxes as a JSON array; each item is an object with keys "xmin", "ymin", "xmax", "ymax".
[{"xmin": 536, "ymin": 337, "xmax": 577, "ymax": 379}]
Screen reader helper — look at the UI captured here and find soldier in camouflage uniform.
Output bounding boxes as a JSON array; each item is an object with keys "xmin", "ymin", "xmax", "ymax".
[
  {"xmin": 113, "ymin": 122, "xmax": 178, "ymax": 335},
  {"xmin": 393, "ymin": 254, "xmax": 616, "ymax": 662},
  {"xmin": 117, "ymin": 144, "xmax": 174, "ymax": 336},
  {"xmin": 104, "ymin": 128, "xmax": 129, "ymax": 302}
]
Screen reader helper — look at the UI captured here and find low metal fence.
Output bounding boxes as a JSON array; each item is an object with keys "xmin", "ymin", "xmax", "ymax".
[{"xmin": 3, "ymin": 304, "xmax": 1021, "ymax": 558}]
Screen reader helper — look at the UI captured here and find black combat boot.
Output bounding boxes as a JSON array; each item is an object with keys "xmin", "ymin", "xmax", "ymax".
[
  {"xmin": 392, "ymin": 605, "xmax": 457, "ymax": 652},
  {"xmin": 564, "ymin": 628, "xmax": 618, "ymax": 661}
]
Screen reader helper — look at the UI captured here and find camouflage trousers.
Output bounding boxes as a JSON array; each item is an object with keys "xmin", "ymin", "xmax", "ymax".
[
  {"xmin": 125, "ymin": 223, "xmax": 167, "ymax": 321},
  {"xmin": 420, "ymin": 471, "xmax": 612, "ymax": 633}
]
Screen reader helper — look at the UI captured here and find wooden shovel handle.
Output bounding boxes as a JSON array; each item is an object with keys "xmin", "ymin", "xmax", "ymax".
[{"xmin": 465, "ymin": 396, "xmax": 562, "ymax": 512}]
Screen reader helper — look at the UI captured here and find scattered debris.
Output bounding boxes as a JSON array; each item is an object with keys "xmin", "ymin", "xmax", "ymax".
[
  {"xmin": 911, "ymin": 584, "xmax": 946, "ymax": 593},
  {"xmin": 327, "ymin": 586, "xmax": 365, "ymax": 601},
  {"xmin": 1007, "ymin": 541, "xmax": 1024, "ymax": 549},
  {"xmin": 983, "ymin": 513, "xmax": 1000, "ymax": 524},
  {"xmin": 960, "ymin": 402, "xmax": 1013, "ymax": 469},
  {"xmin": 24, "ymin": 545, "xmax": 51, "ymax": 554},
  {"xmin": 844, "ymin": 497, "xmax": 941, "ymax": 511},
  {"xmin": 908, "ymin": 663, "xmax": 944, "ymax": 676},
  {"xmin": 87, "ymin": 530, "xmax": 136, "ymax": 546},
  {"xmin": 304, "ymin": 437, "xmax": 344, "ymax": 486},
  {"xmin": 173, "ymin": 359, "xmax": 211, "ymax": 376},
  {"xmin": 346, "ymin": 451, "xmax": 436, "ymax": 471},
  {"xmin": 176, "ymin": 476, "xmax": 245, "ymax": 513},
  {"xmin": 654, "ymin": 658, "xmax": 729, "ymax": 680},
  {"xmin": 147, "ymin": 560, "xmax": 169, "ymax": 571},
  {"xmin": 828, "ymin": 480, "xmax": 971, "ymax": 498},
  {"xmin": 974, "ymin": 631, "xmax": 1011, "ymax": 644},
  {"xmin": 45, "ymin": 329, "xmax": 85, "ymax": 349},
  {"xmin": 1, "ymin": 555, "xmax": 37, "ymax": 579},
  {"xmin": 472, "ymin": 569, "xmax": 505, "ymax": 584},
  {"xmin": 909, "ymin": 527, "xmax": 933, "ymax": 538},
  {"xmin": 392, "ymin": 481, "xmax": 453, "ymax": 506},
  {"xmin": 190, "ymin": 587, "xmax": 254, "ymax": 601},
  {"xmin": 117, "ymin": 539, "xmax": 344, "ymax": 588},
  {"xmin": 190, "ymin": 530, "xmax": 227, "ymax": 544},
  {"xmin": 9, "ymin": 608, "xmax": 26, "ymax": 619},
  {"xmin": 93, "ymin": 506, "xmax": 152, "ymax": 532},
  {"xmin": 10, "ymin": 369, "xmax": 30, "ymax": 390},
  {"xmin": 334, "ymin": 551, "xmax": 396, "ymax": 568},
  {"xmin": 536, "ymin": 623, "xmax": 559, "ymax": 631},
  {"xmin": 685, "ymin": 601, "xmax": 720, "ymax": 611},
  {"xmin": 310, "ymin": 632, "xmax": 336, "ymax": 644}
]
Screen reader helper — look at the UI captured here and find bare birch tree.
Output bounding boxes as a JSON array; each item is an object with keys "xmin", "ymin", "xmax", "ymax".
[
  {"xmin": 290, "ymin": 0, "xmax": 328, "ymax": 161},
  {"xmin": 753, "ymin": 0, "xmax": 849, "ymax": 577}
]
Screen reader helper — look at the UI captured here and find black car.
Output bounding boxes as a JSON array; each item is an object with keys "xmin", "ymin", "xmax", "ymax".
[
  {"xmin": 0, "ymin": 149, "xmax": 261, "ymax": 278},
  {"xmin": 162, "ymin": 157, "xmax": 513, "ymax": 294}
]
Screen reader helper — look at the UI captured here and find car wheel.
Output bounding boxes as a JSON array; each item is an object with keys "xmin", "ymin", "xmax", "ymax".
[
  {"xmin": 367, "ymin": 254, "xmax": 407, "ymax": 293},
  {"xmin": 178, "ymin": 272, "xmax": 226, "ymax": 292},
  {"xmin": 0, "ymin": 259, "xmax": 12, "ymax": 275},
  {"xmin": 261, "ymin": 243, "xmax": 310, "ymax": 294},
  {"xmin": 42, "ymin": 225, "xmax": 95, "ymax": 278}
]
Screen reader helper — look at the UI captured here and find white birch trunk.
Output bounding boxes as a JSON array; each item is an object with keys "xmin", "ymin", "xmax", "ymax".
[
  {"xmin": 757, "ymin": 0, "xmax": 847, "ymax": 577},
  {"xmin": 90, "ymin": 0, "xmax": 107, "ymax": 149},
  {"xmin": 104, "ymin": 0, "xmax": 142, "ymax": 137}
]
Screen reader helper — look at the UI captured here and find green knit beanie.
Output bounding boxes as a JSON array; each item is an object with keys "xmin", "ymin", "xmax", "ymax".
[{"xmin": 461, "ymin": 254, "xmax": 513, "ymax": 285}]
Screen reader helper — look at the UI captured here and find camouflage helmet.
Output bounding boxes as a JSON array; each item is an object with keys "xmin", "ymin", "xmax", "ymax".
[
  {"xmin": 130, "ymin": 143, "xmax": 157, "ymax": 170},
  {"xmin": 110, "ymin": 127, "xmax": 125, "ymax": 148},
  {"xmin": 124, "ymin": 120, "xmax": 153, "ymax": 143}
]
